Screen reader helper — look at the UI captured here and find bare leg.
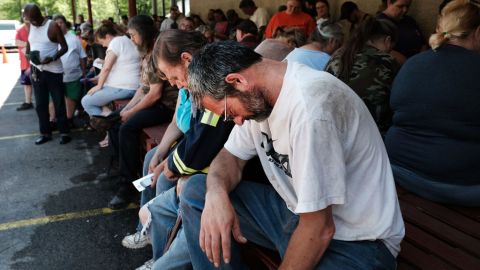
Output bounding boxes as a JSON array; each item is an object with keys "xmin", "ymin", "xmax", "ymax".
[
  {"xmin": 65, "ymin": 97, "xmax": 76, "ymax": 119},
  {"xmin": 101, "ymin": 106, "xmax": 112, "ymax": 116},
  {"xmin": 48, "ymin": 101, "xmax": 56, "ymax": 122},
  {"xmin": 24, "ymin": 85, "xmax": 32, "ymax": 103}
]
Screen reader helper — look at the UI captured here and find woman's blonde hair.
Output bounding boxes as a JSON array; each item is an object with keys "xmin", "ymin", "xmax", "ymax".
[{"xmin": 429, "ymin": 0, "xmax": 480, "ymax": 50}]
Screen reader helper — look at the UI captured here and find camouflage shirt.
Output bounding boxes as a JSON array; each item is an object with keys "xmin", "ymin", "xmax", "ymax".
[
  {"xmin": 325, "ymin": 46, "xmax": 400, "ymax": 133},
  {"xmin": 140, "ymin": 52, "xmax": 178, "ymax": 111}
]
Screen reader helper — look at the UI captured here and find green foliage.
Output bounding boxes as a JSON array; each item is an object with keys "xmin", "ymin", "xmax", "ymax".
[{"xmin": 0, "ymin": 0, "xmax": 160, "ymax": 24}]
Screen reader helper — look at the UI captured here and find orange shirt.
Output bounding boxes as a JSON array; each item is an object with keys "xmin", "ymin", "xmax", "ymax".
[
  {"xmin": 265, "ymin": 11, "xmax": 316, "ymax": 38},
  {"xmin": 15, "ymin": 25, "xmax": 30, "ymax": 71}
]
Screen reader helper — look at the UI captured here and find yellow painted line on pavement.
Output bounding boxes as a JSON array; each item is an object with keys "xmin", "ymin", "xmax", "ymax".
[
  {"xmin": 0, "ymin": 128, "xmax": 84, "ymax": 141},
  {"xmin": 0, "ymin": 203, "xmax": 139, "ymax": 232},
  {"xmin": 2, "ymin": 102, "xmax": 24, "ymax": 106}
]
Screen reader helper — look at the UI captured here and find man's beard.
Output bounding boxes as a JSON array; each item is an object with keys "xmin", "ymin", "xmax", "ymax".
[{"xmin": 237, "ymin": 87, "xmax": 273, "ymax": 122}]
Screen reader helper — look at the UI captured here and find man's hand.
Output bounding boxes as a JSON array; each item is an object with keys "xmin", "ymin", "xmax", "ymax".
[
  {"xmin": 87, "ymin": 85, "xmax": 101, "ymax": 95},
  {"xmin": 148, "ymin": 154, "xmax": 161, "ymax": 174},
  {"xmin": 151, "ymin": 159, "xmax": 166, "ymax": 188},
  {"xmin": 163, "ymin": 162, "xmax": 179, "ymax": 180},
  {"xmin": 41, "ymin": 56, "xmax": 53, "ymax": 64},
  {"xmin": 200, "ymin": 190, "xmax": 247, "ymax": 267}
]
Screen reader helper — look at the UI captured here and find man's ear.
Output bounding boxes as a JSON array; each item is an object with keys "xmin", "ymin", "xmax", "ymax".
[{"xmin": 225, "ymin": 73, "xmax": 249, "ymax": 92}]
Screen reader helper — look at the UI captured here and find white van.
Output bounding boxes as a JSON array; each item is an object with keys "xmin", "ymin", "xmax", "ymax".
[{"xmin": 0, "ymin": 20, "xmax": 20, "ymax": 48}]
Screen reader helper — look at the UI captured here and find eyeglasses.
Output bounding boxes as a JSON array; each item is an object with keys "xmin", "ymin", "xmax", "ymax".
[
  {"xmin": 127, "ymin": 32, "xmax": 137, "ymax": 39},
  {"xmin": 224, "ymin": 92, "xmax": 234, "ymax": 122}
]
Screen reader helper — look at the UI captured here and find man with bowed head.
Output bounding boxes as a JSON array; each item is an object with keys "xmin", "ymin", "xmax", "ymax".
[{"xmin": 180, "ymin": 41, "xmax": 405, "ymax": 269}]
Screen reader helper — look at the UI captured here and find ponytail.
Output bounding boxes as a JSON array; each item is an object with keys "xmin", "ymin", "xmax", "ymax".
[
  {"xmin": 337, "ymin": 17, "xmax": 397, "ymax": 82},
  {"xmin": 429, "ymin": 0, "xmax": 480, "ymax": 50}
]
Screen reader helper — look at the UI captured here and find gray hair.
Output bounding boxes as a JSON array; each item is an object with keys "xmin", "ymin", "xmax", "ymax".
[
  {"xmin": 310, "ymin": 20, "xmax": 344, "ymax": 45},
  {"xmin": 188, "ymin": 41, "xmax": 262, "ymax": 109}
]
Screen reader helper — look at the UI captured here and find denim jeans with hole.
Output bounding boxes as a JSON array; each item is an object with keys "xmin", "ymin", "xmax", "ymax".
[
  {"xmin": 147, "ymin": 186, "xmax": 192, "ymax": 270},
  {"xmin": 136, "ymin": 146, "xmax": 176, "ymax": 232},
  {"xmin": 180, "ymin": 174, "xmax": 397, "ymax": 270}
]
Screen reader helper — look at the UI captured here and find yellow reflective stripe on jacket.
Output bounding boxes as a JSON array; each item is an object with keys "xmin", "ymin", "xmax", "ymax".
[
  {"xmin": 173, "ymin": 149, "xmax": 209, "ymax": 174},
  {"xmin": 200, "ymin": 110, "xmax": 220, "ymax": 127}
]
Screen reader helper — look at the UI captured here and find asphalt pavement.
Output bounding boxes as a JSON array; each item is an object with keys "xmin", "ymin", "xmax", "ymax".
[{"xmin": 0, "ymin": 53, "xmax": 151, "ymax": 270}]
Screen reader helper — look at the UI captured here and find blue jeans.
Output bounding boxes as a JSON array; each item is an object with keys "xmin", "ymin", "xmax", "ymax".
[
  {"xmin": 81, "ymin": 86, "xmax": 134, "ymax": 116},
  {"xmin": 136, "ymin": 146, "xmax": 176, "ymax": 232},
  {"xmin": 146, "ymin": 187, "xmax": 192, "ymax": 270},
  {"xmin": 180, "ymin": 174, "xmax": 396, "ymax": 270},
  {"xmin": 392, "ymin": 164, "xmax": 480, "ymax": 207}
]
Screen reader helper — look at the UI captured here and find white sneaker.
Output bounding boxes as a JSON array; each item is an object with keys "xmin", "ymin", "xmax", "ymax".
[
  {"xmin": 121, "ymin": 231, "xmax": 150, "ymax": 249},
  {"xmin": 135, "ymin": 259, "xmax": 154, "ymax": 270}
]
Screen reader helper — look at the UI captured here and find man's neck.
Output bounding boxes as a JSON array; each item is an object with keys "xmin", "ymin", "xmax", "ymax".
[{"xmin": 249, "ymin": 60, "xmax": 287, "ymax": 106}]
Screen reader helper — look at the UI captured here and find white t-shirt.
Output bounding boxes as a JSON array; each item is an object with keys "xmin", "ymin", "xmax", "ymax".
[
  {"xmin": 250, "ymin": 7, "xmax": 270, "ymax": 28},
  {"xmin": 224, "ymin": 62, "xmax": 405, "ymax": 257},
  {"xmin": 104, "ymin": 36, "xmax": 140, "ymax": 90},
  {"xmin": 60, "ymin": 32, "xmax": 87, "ymax": 82}
]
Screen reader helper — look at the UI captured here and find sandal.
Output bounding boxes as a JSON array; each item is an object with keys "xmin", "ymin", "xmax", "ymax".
[{"xmin": 98, "ymin": 134, "xmax": 109, "ymax": 148}]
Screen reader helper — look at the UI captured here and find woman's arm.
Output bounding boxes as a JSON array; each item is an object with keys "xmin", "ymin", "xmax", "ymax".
[
  {"xmin": 121, "ymin": 86, "xmax": 145, "ymax": 112},
  {"xmin": 121, "ymin": 82, "xmax": 164, "ymax": 121},
  {"xmin": 149, "ymin": 95, "xmax": 184, "ymax": 186},
  {"xmin": 87, "ymin": 51, "xmax": 117, "ymax": 95},
  {"xmin": 95, "ymin": 51, "xmax": 117, "ymax": 88}
]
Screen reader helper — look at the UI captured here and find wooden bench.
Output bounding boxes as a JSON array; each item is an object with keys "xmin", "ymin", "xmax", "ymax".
[
  {"xmin": 111, "ymin": 99, "xmax": 130, "ymax": 111},
  {"xmin": 140, "ymin": 124, "xmax": 169, "ymax": 152},
  {"xmin": 242, "ymin": 187, "xmax": 480, "ymax": 270},
  {"xmin": 396, "ymin": 187, "xmax": 480, "ymax": 270}
]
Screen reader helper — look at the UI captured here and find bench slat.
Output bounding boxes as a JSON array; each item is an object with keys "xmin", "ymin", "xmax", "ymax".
[
  {"xmin": 399, "ymin": 241, "xmax": 458, "ymax": 270},
  {"xmin": 399, "ymin": 202, "xmax": 480, "ymax": 258},
  {"xmin": 404, "ymin": 223, "xmax": 480, "ymax": 269},
  {"xmin": 447, "ymin": 206, "xmax": 480, "ymax": 223},
  {"xmin": 142, "ymin": 124, "xmax": 169, "ymax": 152},
  {"xmin": 401, "ymin": 194, "xmax": 480, "ymax": 239}
]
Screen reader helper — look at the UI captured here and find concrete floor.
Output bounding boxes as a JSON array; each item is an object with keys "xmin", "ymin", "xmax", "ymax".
[{"xmin": 0, "ymin": 54, "xmax": 151, "ymax": 270}]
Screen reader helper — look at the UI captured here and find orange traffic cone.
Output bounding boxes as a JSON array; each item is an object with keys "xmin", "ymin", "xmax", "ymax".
[{"xmin": 1, "ymin": 46, "xmax": 8, "ymax": 64}]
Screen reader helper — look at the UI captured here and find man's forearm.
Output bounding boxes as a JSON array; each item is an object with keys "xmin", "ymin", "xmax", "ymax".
[
  {"xmin": 206, "ymin": 148, "xmax": 245, "ymax": 194},
  {"xmin": 279, "ymin": 208, "xmax": 335, "ymax": 270}
]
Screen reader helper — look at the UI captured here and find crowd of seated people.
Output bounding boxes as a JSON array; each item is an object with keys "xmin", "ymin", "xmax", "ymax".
[{"xmin": 18, "ymin": 0, "xmax": 479, "ymax": 269}]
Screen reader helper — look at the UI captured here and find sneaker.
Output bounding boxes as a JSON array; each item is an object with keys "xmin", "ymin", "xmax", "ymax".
[
  {"xmin": 122, "ymin": 231, "xmax": 150, "ymax": 249},
  {"xmin": 135, "ymin": 259, "xmax": 154, "ymax": 270},
  {"xmin": 16, "ymin": 102, "xmax": 33, "ymax": 111}
]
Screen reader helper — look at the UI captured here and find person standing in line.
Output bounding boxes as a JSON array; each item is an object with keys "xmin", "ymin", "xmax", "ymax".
[
  {"xmin": 24, "ymin": 3, "xmax": 71, "ymax": 145},
  {"xmin": 15, "ymin": 19, "xmax": 33, "ymax": 111},
  {"xmin": 53, "ymin": 15, "xmax": 87, "ymax": 127}
]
